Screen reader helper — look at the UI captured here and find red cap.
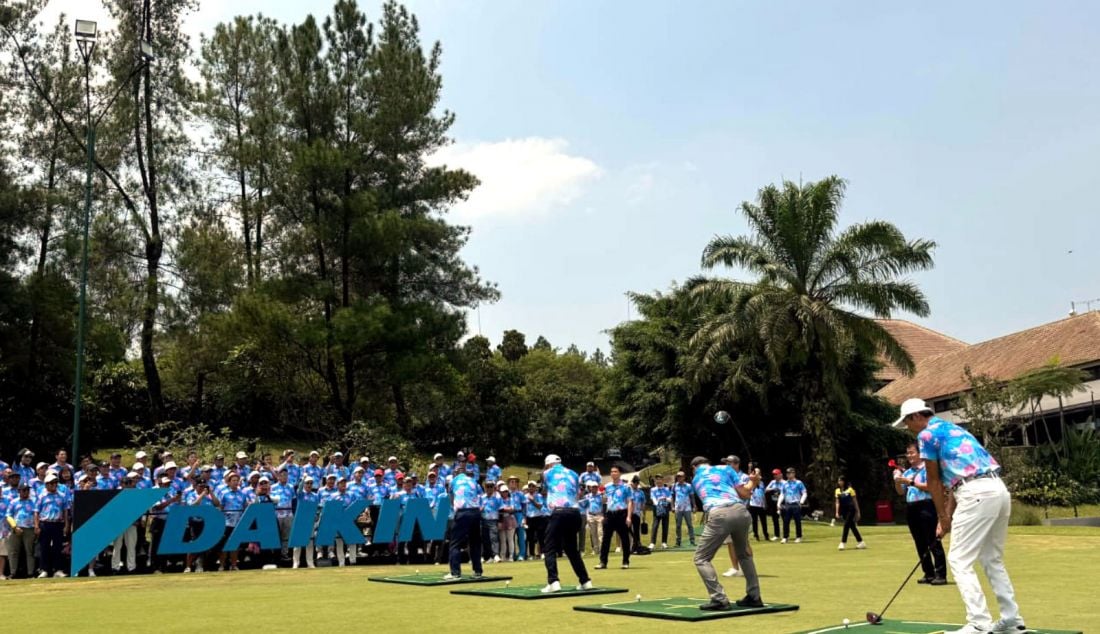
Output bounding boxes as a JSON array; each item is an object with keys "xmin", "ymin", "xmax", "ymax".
[
  {"xmin": 771, "ymin": 468, "xmax": 782, "ymax": 475},
  {"xmin": 374, "ymin": 469, "xmax": 384, "ymax": 476},
  {"xmin": 396, "ymin": 471, "xmax": 405, "ymax": 479},
  {"xmin": 467, "ymin": 453, "xmax": 476, "ymax": 461},
  {"xmin": 887, "ymin": 459, "xmax": 897, "ymax": 468}
]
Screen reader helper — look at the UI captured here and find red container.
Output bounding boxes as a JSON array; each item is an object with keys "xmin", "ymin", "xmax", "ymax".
[{"xmin": 875, "ymin": 500, "xmax": 894, "ymax": 524}]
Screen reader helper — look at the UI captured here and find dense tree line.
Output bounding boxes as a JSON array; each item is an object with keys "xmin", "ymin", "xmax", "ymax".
[{"xmin": 0, "ymin": 2, "xmax": 933, "ymax": 504}]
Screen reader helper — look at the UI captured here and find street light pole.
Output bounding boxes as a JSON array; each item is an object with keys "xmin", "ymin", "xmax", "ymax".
[{"xmin": 72, "ymin": 19, "xmax": 98, "ymax": 465}]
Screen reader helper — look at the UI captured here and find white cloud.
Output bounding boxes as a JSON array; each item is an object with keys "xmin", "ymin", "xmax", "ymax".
[{"xmin": 429, "ymin": 137, "xmax": 601, "ymax": 221}]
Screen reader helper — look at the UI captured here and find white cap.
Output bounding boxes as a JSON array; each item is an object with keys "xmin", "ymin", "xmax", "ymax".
[
  {"xmin": 77, "ymin": 473, "xmax": 90, "ymax": 482},
  {"xmin": 235, "ymin": 451, "xmax": 248, "ymax": 459},
  {"xmin": 496, "ymin": 480, "xmax": 507, "ymax": 488},
  {"xmin": 133, "ymin": 462, "xmax": 145, "ymax": 471},
  {"xmin": 893, "ymin": 398, "xmax": 934, "ymax": 428},
  {"xmin": 360, "ymin": 456, "xmax": 371, "ymax": 463},
  {"xmin": 487, "ymin": 456, "xmax": 496, "ymax": 463},
  {"xmin": 163, "ymin": 461, "xmax": 177, "ymax": 470},
  {"xmin": 497, "ymin": 483, "xmax": 508, "ymax": 491},
  {"xmin": 126, "ymin": 471, "xmax": 140, "ymax": 479},
  {"xmin": 336, "ymin": 476, "xmax": 348, "ymax": 483},
  {"xmin": 36, "ymin": 462, "xmax": 48, "ymax": 470},
  {"xmin": 387, "ymin": 456, "xmax": 398, "ymax": 462},
  {"xmin": 135, "ymin": 451, "xmax": 148, "ymax": 459},
  {"xmin": 456, "ymin": 450, "xmax": 465, "ymax": 456},
  {"xmin": 544, "ymin": 454, "xmax": 561, "ymax": 466},
  {"xmin": 353, "ymin": 466, "xmax": 365, "ymax": 473},
  {"xmin": 332, "ymin": 451, "xmax": 343, "ymax": 457},
  {"xmin": 309, "ymin": 450, "xmax": 320, "ymax": 457},
  {"xmin": 258, "ymin": 476, "xmax": 270, "ymax": 483},
  {"xmin": 303, "ymin": 476, "xmax": 315, "ymax": 484},
  {"xmin": 586, "ymin": 461, "xmax": 595, "ymax": 467},
  {"xmin": 433, "ymin": 453, "xmax": 443, "ymax": 460}
]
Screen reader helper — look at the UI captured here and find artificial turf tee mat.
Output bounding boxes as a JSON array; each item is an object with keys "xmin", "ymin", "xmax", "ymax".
[
  {"xmin": 450, "ymin": 585, "xmax": 627, "ymax": 600},
  {"xmin": 791, "ymin": 618, "xmax": 1082, "ymax": 633},
  {"xmin": 367, "ymin": 573, "xmax": 511, "ymax": 586},
  {"xmin": 573, "ymin": 596, "xmax": 798, "ymax": 621}
]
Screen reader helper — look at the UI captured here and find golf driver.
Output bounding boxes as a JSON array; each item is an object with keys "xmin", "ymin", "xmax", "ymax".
[{"xmin": 866, "ymin": 540, "xmax": 941, "ymax": 625}]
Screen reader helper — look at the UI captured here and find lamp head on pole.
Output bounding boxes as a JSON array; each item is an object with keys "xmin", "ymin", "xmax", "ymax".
[
  {"xmin": 139, "ymin": 40, "xmax": 155, "ymax": 62},
  {"xmin": 74, "ymin": 19, "xmax": 97, "ymax": 63}
]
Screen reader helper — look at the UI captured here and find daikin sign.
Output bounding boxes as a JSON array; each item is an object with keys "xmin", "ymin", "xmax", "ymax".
[{"xmin": 71, "ymin": 489, "xmax": 450, "ymax": 574}]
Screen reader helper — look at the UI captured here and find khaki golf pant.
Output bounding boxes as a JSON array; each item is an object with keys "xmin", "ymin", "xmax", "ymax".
[
  {"xmin": 111, "ymin": 525, "xmax": 138, "ymax": 571},
  {"xmin": 948, "ymin": 477, "xmax": 1021, "ymax": 630},
  {"xmin": 694, "ymin": 503, "xmax": 759, "ymax": 604},
  {"xmin": 586, "ymin": 514, "xmax": 603, "ymax": 551}
]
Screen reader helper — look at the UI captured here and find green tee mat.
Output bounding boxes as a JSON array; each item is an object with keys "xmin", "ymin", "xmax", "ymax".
[
  {"xmin": 367, "ymin": 573, "xmax": 512, "ymax": 586},
  {"xmin": 791, "ymin": 619, "xmax": 1081, "ymax": 634},
  {"xmin": 450, "ymin": 585, "xmax": 628, "ymax": 600},
  {"xmin": 573, "ymin": 596, "xmax": 798, "ymax": 621}
]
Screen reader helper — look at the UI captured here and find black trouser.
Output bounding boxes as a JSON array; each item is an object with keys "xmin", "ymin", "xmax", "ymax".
[
  {"xmin": 766, "ymin": 499, "xmax": 780, "ymax": 536},
  {"xmin": 631, "ymin": 513, "xmax": 643, "ymax": 551},
  {"xmin": 527, "ymin": 516, "xmax": 547, "ymax": 557},
  {"xmin": 906, "ymin": 500, "xmax": 946, "ymax": 579},
  {"xmin": 39, "ymin": 521, "xmax": 65, "ymax": 575},
  {"xmin": 545, "ymin": 509, "xmax": 589, "ymax": 584},
  {"xmin": 449, "ymin": 509, "xmax": 483, "ymax": 576},
  {"xmin": 398, "ymin": 526, "xmax": 424, "ymax": 565},
  {"xmin": 781, "ymin": 504, "xmax": 802, "ymax": 539},
  {"xmin": 749, "ymin": 505, "xmax": 770, "ymax": 540},
  {"xmin": 840, "ymin": 507, "xmax": 862, "ymax": 543},
  {"xmin": 653, "ymin": 512, "xmax": 669, "ymax": 543},
  {"xmin": 149, "ymin": 516, "xmax": 169, "ymax": 570},
  {"xmin": 600, "ymin": 510, "xmax": 631, "ymax": 565}
]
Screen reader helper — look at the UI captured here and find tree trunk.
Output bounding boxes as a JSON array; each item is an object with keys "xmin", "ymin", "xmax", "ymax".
[
  {"xmin": 135, "ymin": 0, "xmax": 165, "ymax": 423},
  {"xmin": 192, "ymin": 371, "xmax": 205, "ymax": 424},
  {"xmin": 393, "ymin": 381, "xmax": 410, "ymax": 431},
  {"xmin": 28, "ymin": 129, "xmax": 60, "ymax": 381}
]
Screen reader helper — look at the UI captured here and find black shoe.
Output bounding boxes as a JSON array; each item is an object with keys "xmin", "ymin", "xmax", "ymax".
[
  {"xmin": 698, "ymin": 599, "xmax": 731, "ymax": 611},
  {"xmin": 736, "ymin": 595, "xmax": 764, "ymax": 608},
  {"xmin": 917, "ymin": 576, "xmax": 933, "ymax": 584},
  {"xmin": 930, "ymin": 577, "xmax": 948, "ymax": 586}
]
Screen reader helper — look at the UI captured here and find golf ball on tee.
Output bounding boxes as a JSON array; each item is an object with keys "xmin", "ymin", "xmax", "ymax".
[
  {"xmin": 635, "ymin": 594, "xmax": 642, "ymax": 602},
  {"xmin": 415, "ymin": 569, "xmax": 420, "ymax": 574},
  {"xmin": 843, "ymin": 618, "xmax": 850, "ymax": 627},
  {"xmin": 505, "ymin": 581, "xmax": 510, "ymax": 587}
]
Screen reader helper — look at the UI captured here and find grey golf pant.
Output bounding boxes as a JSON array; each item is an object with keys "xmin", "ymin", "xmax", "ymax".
[{"xmin": 694, "ymin": 503, "xmax": 760, "ymax": 604}]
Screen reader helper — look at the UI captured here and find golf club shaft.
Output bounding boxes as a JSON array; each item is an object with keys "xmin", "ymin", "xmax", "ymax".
[{"xmin": 876, "ymin": 539, "xmax": 940, "ymax": 619}]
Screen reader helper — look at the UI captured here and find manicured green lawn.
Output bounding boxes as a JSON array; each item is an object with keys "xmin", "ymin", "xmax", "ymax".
[{"xmin": 6, "ymin": 522, "xmax": 1099, "ymax": 632}]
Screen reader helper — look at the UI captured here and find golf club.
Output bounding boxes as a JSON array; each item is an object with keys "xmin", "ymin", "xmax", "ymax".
[{"xmin": 866, "ymin": 539, "xmax": 941, "ymax": 625}]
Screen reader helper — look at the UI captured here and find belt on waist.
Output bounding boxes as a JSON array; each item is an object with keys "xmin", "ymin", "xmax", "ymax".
[
  {"xmin": 551, "ymin": 507, "xmax": 579, "ymax": 512},
  {"xmin": 951, "ymin": 470, "xmax": 1000, "ymax": 492}
]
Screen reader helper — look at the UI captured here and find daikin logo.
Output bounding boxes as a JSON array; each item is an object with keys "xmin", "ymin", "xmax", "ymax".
[{"xmin": 71, "ymin": 489, "xmax": 450, "ymax": 574}]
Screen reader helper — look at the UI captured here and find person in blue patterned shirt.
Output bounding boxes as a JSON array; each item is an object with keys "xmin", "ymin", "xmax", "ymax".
[
  {"xmin": 271, "ymin": 467, "xmax": 296, "ymax": 562},
  {"xmin": 898, "ymin": 398, "xmax": 1021, "ymax": 634},
  {"xmin": 597, "ymin": 466, "xmax": 633, "ymax": 569},
  {"xmin": 216, "ymin": 472, "xmax": 249, "ymax": 571},
  {"xmin": 629, "ymin": 476, "xmax": 647, "ymax": 554},
  {"xmin": 183, "ymin": 479, "xmax": 220, "ymax": 573},
  {"xmin": 485, "ymin": 457, "xmax": 502, "ymax": 485},
  {"xmin": 582, "ymin": 481, "xmax": 604, "ymax": 555},
  {"xmin": 34, "ymin": 473, "xmax": 71, "ymax": 577},
  {"xmin": 524, "ymin": 481, "xmax": 547, "ymax": 558},
  {"xmin": 13, "ymin": 449, "xmax": 36, "ymax": 487},
  {"xmin": 672, "ymin": 471, "xmax": 696, "ymax": 547},
  {"xmin": 6, "ymin": 483, "xmax": 36, "ymax": 577},
  {"xmin": 480, "ymin": 480, "xmax": 503, "ymax": 562},
  {"xmin": 539, "ymin": 454, "xmax": 593, "ymax": 593},
  {"xmin": 580, "ymin": 461, "xmax": 602, "ymax": 488},
  {"xmin": 747, "ymin": 466, "xmax": 770, "ymax": 541},
  {"xmin": 506, "ymin": 476, "xmax": 527, "ymax": 561},
  {"xmin": 324, "ymin": 452, "xmax": 350, "ymax": 482},
  {"xmin": 649, "ymin": 475, "xmax": 672, "ymax": 549},
  {"xmin": 293, "ymin": 477, "xmax": 320, "ymax": 568},
  {"xmin": 779, "ymin": 468, "xmax": 807, "ymax": 543},
  {"xmin": 444, "ymin": 468, "xmax": 484, "ymax": 580},
  {"xmin": 894, "ymin": 440, "xmax": 946, "ymax": 585},
  {"xmin": 302, "ymin": 451, "xmax": 324, "ymax": 489},
  {"xmin": 691, "ymin": 456, "xmax": 762, "ymax": 611}
]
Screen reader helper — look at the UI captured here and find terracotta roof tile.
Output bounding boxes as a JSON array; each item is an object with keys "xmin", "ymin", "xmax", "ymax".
[
  {"xmin": 877, "ymin": 312, "xmax": 1100, "ymax": 404},
  {"xmin": 874, "ymin": 319, "xmax": 968, "ymax": 382}
]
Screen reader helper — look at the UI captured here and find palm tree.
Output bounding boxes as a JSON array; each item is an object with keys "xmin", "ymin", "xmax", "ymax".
[
  {"xmin": 1011, "ymin": 358, "xmax": 1088, "ymax": 459},
  {"xmin": 690, "ymin": 176, "xmax": 935, "ymax": 498}
]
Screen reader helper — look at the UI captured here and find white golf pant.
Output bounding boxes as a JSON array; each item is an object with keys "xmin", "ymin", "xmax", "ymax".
[
  {"xmin": 111, "ymin": 525, "xmax": 138, "ymax": 571},
  {"xmin": 948, "ymin": 477, "xmax": 1021, "ymax": 629}
]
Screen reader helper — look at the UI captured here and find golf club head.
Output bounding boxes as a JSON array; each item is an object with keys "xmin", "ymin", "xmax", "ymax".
[{"xmin": 866, "ymin": 612, "xmax": 883, "ymax": 624}]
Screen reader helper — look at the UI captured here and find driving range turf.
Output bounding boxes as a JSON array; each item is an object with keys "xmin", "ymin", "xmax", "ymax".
[{"xmin": 3, "ymin": 522, "xmax": 1097, "ymax": 632}]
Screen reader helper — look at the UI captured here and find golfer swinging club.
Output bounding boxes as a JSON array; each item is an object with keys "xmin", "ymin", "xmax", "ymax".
[
  {"xmin": 690, "ymin": 455, "xmax": 763, "ymax": 611},
  {"xmin": 895, "ymin": 398, "xmax": 1025, "ymax": 634}
]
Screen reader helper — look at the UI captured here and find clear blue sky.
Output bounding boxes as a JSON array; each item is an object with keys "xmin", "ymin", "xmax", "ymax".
[{"xmin": 49, "ymin": 1, "xmax": 1100, "ymax": 353}]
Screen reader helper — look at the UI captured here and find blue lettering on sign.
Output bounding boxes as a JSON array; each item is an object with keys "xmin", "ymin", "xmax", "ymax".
[{"xmin": 72, "ymin": 490, "xmax": 452, "ymax": 573}]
